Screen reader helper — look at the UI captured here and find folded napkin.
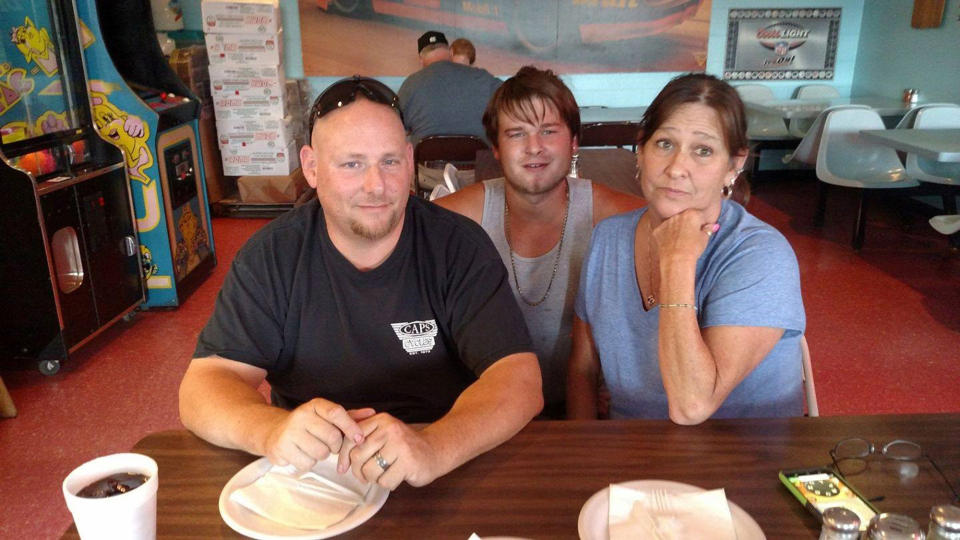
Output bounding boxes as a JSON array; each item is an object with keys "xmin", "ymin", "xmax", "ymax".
[
  {"xmin": 230, "ymin": 458, "xmax": 367, "ymax": 531},
  {"xmin": 608, "ymin": 484, "xmax": 736, "ymax": 540}
]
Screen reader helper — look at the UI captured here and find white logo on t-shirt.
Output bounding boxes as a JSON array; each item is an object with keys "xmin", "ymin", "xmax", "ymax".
[{"xmin": 390, "ymin": 319, "xmax": 438, "ymax": 355}]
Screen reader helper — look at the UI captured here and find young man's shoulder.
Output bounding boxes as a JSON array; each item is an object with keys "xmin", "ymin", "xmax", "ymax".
[
  {"xmin": 590, "ymin": 182, "xmax": 645, "ymax": 223},
  {"xmin": 430, "ymin": 182, "xmax": 485, "ymax": 224}
]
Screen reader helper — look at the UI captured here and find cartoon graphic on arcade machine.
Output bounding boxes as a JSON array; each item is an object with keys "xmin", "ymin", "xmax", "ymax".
[
  {"xmin": 10, "ymin": 16, "xmax": 59, "ymax": 77},
  {"xmin": 36, "ymin": 110, "xmax": 68, "ymax": 134},
  {"xmin": 89, "ymin": 87, "xmax": 154, "ymax": 184},
  {"xmin": 174, "ymin": 205, "xmax": 208, "ymax": 278},
  {"xmin": 0, "ymin": 65, "xmax": 35, "ymax": 144},
  {"xmin": 140, "ymin": 244, "xmax": 159, "ymax": 280},
  {"xmin": 0, "ymin": 65, "xmax": 32, "ymax": 114}
]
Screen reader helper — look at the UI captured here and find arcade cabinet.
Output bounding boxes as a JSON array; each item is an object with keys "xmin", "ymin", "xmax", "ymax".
[
  {"xmin": 76, "ymin": 0, "xmax": 216, "ymax": 308},
  {"xmin": 0, "ymin": 0, "xmax": 144, "ymax": 374}
]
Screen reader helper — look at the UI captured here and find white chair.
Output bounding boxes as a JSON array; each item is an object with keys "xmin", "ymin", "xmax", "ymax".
[
  {"xmin": 930, "ymin": 215, "xmax": 960, "ymax": 235},
  {"xmin": 906, "ymin": 106, "xmax": 960, "ymax": 220},
  {"xmin": 789, "ymin": 85, "xmax": 841, "ymax": 138},
  {"xmin": 815, "ymin": 108, "xmax": 919, "ymax": 250},
  {"xmin": 801, "ymin": 335, "xmax": 818, "ymax": 417},
  {"xmin": 736, "ymin": 84, "xmax": 791, "ymax": 139},
  {"xmin": 795, "ymin": 84, "xmax": 840, "ymax": 99},
  {"xmin": 894, "ymin": 103, "xmax": 959, "ymax": 130},
  {"xmin": 783, "ymin": 105, "xmax": 871, "ymax": 166},
  {"xmin": 736, "ymin": 85, "xmax": 796, "ymax": 181},
  {"xmin": 905, "ymin": 106, "xmax": 960, "ymax": 185}
]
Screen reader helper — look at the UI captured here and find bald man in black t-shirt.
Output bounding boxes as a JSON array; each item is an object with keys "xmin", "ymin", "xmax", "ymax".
[{"xmin": 179, "ymin": 77, "xmax": 542, "ymax": 490}]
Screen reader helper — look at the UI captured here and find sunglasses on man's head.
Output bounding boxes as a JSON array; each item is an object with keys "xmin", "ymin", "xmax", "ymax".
[{"xmin": 308, "ymin": 76, "xmax": 402, "ymax": 134}]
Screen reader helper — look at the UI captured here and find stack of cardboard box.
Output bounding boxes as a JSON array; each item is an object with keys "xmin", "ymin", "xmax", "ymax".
[
  {"xmin": 202, "ymin": 0, "xmax": 301, "ymax": 181},
  {"xmin": 169, "ymin": 45, "xmax": 231, "ymax": 204}
]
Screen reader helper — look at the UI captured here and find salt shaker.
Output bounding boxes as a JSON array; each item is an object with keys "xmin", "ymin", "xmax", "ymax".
[
  {"xmin": 867, "ymin": 512, "xmax": 925, "ymax": 539},
  {"xmin": 820, "ymin": 506, "xmax": 862, "ymax": 539},
  {"xmin": 928, "ymin": 505, "xmax": 960, "ymax": 540}
]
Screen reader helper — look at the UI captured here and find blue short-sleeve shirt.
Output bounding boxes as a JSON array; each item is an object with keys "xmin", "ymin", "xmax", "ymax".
[{"xmin": 575, "ymin": 200, "xmax": 806, "ymax": 419}]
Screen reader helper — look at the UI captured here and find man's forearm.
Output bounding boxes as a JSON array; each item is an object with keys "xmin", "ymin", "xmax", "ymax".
[
  {"xmin": 419, "ymin": 353, "xmax": 542, "ymax": 478},
  {"xmin": 178, "ymin": 357, "xmax": 282, "ymax": 456}
]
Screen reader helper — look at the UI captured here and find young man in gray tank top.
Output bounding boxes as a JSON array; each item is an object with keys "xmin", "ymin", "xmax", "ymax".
[{"xmin": 435, "ymin": 66, "xmax": 643, "ymax": 418}]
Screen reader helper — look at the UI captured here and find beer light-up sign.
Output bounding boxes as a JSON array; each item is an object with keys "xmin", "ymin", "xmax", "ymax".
[{"xmin": 723, "ymin": 8, "xmax": 841, "ymax": 81}]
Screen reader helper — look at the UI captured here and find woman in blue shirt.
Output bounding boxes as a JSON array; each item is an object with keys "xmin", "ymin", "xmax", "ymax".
[{"xmin": 567, "ymin": 74, "xmax": 805, "ymax": 424}]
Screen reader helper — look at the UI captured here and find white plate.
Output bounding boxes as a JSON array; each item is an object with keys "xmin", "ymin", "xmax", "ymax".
[
  {"xmin": 577, "ymin": 480, "xmax": 765, "ymax": 540},
  {"xmin": 219, "ymin": 456, "xmax": 389, "ymax": 540}
]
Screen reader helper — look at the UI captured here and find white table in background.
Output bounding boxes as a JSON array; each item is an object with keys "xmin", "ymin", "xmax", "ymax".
[
  {"xmin": 744, "ymin": 95, "xmax": 918, "ymax": 120},
  {"xmin": 859, "ymin": 128, "xmax": 960, "ymax": 162},
  {"xmin": 580, "ymin": 106, "xmax": 647, "ymax": 124}
]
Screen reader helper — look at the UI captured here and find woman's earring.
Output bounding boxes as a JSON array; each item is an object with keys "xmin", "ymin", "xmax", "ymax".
[{"xmin": 722, "ymin": 177, "xmax": 736, "ymax": 199}]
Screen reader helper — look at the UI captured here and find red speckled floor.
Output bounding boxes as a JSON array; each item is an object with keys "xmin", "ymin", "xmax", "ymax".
[{"xmin": 1, "ymin": 178, "xmax": 958, "ymax": 539}]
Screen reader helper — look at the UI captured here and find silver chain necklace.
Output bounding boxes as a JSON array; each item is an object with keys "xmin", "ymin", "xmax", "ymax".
[{"xmin": 504, "ymin": 185, "xmax": 570, "ymax": 307}]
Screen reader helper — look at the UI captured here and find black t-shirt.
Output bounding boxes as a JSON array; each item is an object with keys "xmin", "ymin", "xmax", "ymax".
[{"xmin": 195, "ymin": 197, "xmax": 532, "ymax": 423}]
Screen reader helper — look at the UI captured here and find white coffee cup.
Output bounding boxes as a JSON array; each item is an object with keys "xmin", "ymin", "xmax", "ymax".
[{"xmin": 62, "ymin": 453, "xmax": 159, "ymax": 540}]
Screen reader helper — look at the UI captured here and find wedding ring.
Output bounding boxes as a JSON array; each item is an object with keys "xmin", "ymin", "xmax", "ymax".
[{"xmin": 374, "ymin": 452, "xmax": 390, "ymax": 471}]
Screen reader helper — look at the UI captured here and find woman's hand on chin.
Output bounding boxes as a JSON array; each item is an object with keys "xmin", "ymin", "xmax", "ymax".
[{"xmin": 652, "ymin": 208, "xmax": 718, "ymax": 265}]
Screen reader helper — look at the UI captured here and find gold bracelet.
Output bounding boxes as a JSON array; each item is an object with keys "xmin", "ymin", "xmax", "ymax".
[{"xmin": 659, "ymin": 303, "xmax": 697, "ymax": 311}]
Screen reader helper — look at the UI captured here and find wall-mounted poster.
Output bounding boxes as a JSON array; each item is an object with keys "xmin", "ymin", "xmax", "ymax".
[
  {"xmin": 723, "ymin": 8, "xmax": 841, "ymax": 81},
  {"xmin": 300, "ymin": 0, "xmax": 712, "ymax": 76}
]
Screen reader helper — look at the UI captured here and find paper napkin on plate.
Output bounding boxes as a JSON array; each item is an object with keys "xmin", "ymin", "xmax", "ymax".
[
  {"xmin": 608, "ymin": 484, "xmax": 736, "ymax": 540},
  {"xmin": 230, "ymin": 460, "xmax": 367, "ymax": 530}
]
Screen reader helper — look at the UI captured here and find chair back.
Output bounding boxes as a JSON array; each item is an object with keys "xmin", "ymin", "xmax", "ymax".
[
  {"xmin": 414, "ymin": 135, "xmax": 489, "ymax": 191},
  {"xmin": 800, "ymin": 335, "xmax": 818, "ymax": 417},
  {"xmin": 795, "ymin": 84, "xmax": 840, "ymax": 99},
  {"xmin": 914, "ymin": 104, "xmax": 960, "ymax": 129},
  {"xmin": 415, "ymin": 134, "xmax": 488, "ymax": 166},
  {"xmin": 894, "ymin": 103, "xmax": 959, "ymax": 130},
  {"xmin": 735, "ymin": 84, "xmax": 775, "ymax": 101},
  {"xmin": 816, "ymin": 108, "xmax": 910, "ymax": 187},
  {"xmin": 786, "ymin": 105, "xmax": 870, "ymax": 166},
  {"xmin": 788, "ymin": 86, "xmax": 841, "ymax": 137},
  {"xmin": 735, "ymin": 85, "xmax": 790, "ymax": 139},
  {"xmin": 906, "ymin": 106, "xmax": 960, "ymax": 184},
  {"xmin": 579, "ymin": 122, "xmax": 640, "ymax": 151}
]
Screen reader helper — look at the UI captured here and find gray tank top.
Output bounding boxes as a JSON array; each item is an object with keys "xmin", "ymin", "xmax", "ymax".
[{"xmin": 481, "ymin": 177, "xmax": 594, "ymax": 416}]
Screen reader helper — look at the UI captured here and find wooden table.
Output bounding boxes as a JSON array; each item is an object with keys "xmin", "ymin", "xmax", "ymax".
[
  {"xmin": 743, "ymin": 96, "xmax": 919, "ymax": 120},
  {"xmin": 860, "ymin": 128, "xmax": 960, "ymax": 162},
  {"xmin": 475, "ymin": 148, "xmax": 642, "ymax": 197},
  {"xmin": 62, "ymin": 414, "xmax": 960, "ymax": 539}
]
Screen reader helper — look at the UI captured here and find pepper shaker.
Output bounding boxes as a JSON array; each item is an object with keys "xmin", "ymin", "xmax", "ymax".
[{"xmin": 928, "ymin": 505, "xmax": 960, "ymax": 540}]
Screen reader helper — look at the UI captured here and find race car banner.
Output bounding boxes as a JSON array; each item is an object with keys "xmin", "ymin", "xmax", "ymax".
[
  {"xmin": 723, "ymin": 8, "xmax": 841, "ymax": 81},
  {"xmin": 302, "ymin": 0, "xmax": 712, "ymax": 76}
]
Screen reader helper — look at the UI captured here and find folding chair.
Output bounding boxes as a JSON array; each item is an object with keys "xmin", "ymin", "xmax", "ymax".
[
  {"xmin": 413, "ymin": 135, "xmax": 488, "ymax": 197},
  {"xmin": 579, "ymin": 122, "xmax": 641, "ymax": 152}
]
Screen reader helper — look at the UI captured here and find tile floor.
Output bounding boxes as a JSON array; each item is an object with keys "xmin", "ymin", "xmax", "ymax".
[{"xmin": 1, "ymin": 177, "xmax": 958, "ymax": 539}]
